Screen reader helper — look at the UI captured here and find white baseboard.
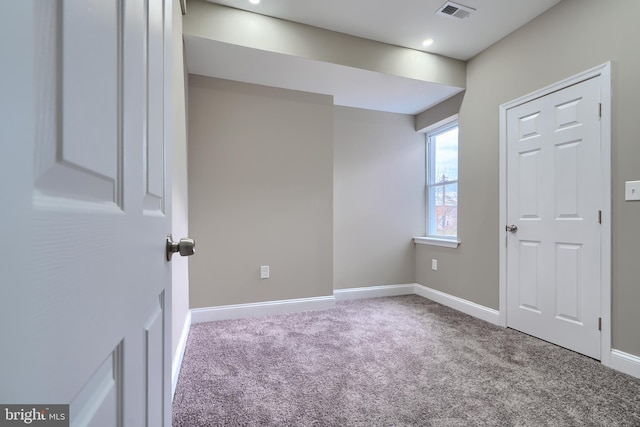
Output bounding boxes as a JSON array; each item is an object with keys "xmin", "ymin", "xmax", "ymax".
[
  {"xmin": 189, "ymin": 285, "xmax": 497, "ymax": 326},
  {"xmin": 334, "ymin": 284, "xmax": 416, "ymax": 301},
  {"xmin": 333, "ymin": 283, "xmax": 500, "ymax": 326},
  {"xmin": 190, "ymin": 295, "xmax": 336, "ymax": 324},
  {"xmin": 610, "ymin": 349, "xmax": 640, "ymax": 379},
  {"xmin": 172, "ymin": 310, "xmax": 191, "ymax": 400},
  {"xmin": 414, "ymin": 284, "xmax": 501, "ymax": 326}
]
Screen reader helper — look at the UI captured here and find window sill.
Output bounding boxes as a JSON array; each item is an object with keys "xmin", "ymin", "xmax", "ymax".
[{"xmin": 413, "ymin": 236, "xmax": 461, "ymax": 248}]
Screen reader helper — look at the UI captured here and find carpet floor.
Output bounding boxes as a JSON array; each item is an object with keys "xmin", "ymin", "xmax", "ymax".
[{"xmin": 172, "ymin": 295, "xmax": 640, "ymax": 426}]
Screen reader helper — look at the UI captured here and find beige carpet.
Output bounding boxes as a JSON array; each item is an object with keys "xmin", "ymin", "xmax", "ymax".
[{"xmin": 173, "ymin": 295, "xmax": 640, "ymax": 426}]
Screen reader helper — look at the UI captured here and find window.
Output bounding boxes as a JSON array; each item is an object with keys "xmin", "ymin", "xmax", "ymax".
[{"xmin": 426, "ymin": 121, "xmax": 458, "ymax": 239}]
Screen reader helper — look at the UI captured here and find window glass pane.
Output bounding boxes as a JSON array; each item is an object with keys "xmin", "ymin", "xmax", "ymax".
[
  {"xmin": 427, "ymin": 121, "xmax": 458, "ymax": 238},
  {"xmin": 433, "ymin": 126, "xmax": 458, "ymax": 182},
  {"xmin": 433, "ymin": 183, "xmax": 457, "ymax": 237},
  {"xmin": 433, "ymin": 185, "xmax": 443, "ymax": 206}
]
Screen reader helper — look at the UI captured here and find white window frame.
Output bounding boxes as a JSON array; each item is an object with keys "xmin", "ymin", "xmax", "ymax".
[{"xmin": 415, "ymin": 118, "xmax": 460, "ymax": 248}]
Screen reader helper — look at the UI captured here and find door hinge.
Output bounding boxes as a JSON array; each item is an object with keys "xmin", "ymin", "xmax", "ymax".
[
  {"xmin": 598, "ymin": 210, "xmax": 602, "ymax": 224},
  {"xmin": 598, "ymin": 103, "xmax": 602, "ymax": 118},
  {"xmin": 598, "ymin": 317, "xmax": 602, "ymax": 331}
]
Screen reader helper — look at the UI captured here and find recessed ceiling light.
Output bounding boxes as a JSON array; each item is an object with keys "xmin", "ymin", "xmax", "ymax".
[
  {"xmin": 422, "ymin": 38, "xmax": 435, "ymax": 47},
  {"xmin": 249, "ymin": 0, "xmax": 260, "ymax": 4}
]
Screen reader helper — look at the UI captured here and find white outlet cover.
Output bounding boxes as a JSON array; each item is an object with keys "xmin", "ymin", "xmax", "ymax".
[
  {"xmin": 260, "ymin": 265, "xmax": 270, "ymax": 279},
  {"xmin": 625, "ymin": 180, "xmax": 640, "ymax": 201}
]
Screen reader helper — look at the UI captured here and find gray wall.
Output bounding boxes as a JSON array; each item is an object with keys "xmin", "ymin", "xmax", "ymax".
[
  {"xmin": 415, "ymin": 92, "xmax": 464, "ymax": 132},
  {"xmin": 333, "ymin": 106, "xmax": 424, "ymax": 289},
  {"xmin": 187, "ymin": 76, "xmax": 333, "ymax": 307},
  {"xmin": 415, "ymin": 0, "xmax": 640, "ymax": 356}
]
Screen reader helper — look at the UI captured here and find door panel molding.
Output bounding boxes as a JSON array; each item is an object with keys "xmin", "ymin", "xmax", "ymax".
[
  {"xmin": 33, "ymin": 1, "xmax": 124, "ymax": 208},
  {"xmin": 499, "ymin": 62, "xmax": 611, "ymax": 365},
  {"xmin": 69, "ymin": 342, "xmax": 123, "ymax": 427}
]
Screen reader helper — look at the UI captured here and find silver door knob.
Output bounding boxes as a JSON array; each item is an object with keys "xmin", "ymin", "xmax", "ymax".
[
  {"xmin": 505, "ymin": 225, "xmax": 518, "ymax": 233},
  {"xmin": 166, "ymin": 234, "xmax": 195, "ymax": 261}
]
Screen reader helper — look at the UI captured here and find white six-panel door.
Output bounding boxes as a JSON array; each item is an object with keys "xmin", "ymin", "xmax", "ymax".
[
  {"xmin": 0, "ymin": 1, "xmax": 172, "ymax": 425},
  {"xmin": 505, "ymin": 77, "xmax": 602, "ymax": 359}
]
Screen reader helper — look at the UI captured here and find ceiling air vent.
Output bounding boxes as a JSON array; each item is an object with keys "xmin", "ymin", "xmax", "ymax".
[{"xmin": 436, "ymin": 1, "xmax": 475, "ymax": 19}]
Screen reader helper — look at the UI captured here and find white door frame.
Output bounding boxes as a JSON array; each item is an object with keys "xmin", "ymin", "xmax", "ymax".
[{"xmin": 498, "ymin": 62, "xmax": 612, "ymax": 366}]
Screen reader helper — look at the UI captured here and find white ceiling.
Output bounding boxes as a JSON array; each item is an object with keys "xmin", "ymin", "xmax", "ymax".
[
  {"xmin": 204, "ymin": 0, "xmax": 562, "ymax": 61},
  {"xmin": 186, "ymin": 0, "xmax": 562, "ymax": 114}
]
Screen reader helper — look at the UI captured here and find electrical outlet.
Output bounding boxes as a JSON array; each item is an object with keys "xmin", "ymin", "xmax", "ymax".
[
  {"xmin": 260, "ymin": 265, "xmax": 270, "ymax": 279},
  {"xmin": 625, "ymin": 180, "xmax": 640, "ymax": 201},
  {"xmin": 431, "ymin": 259, "xmax": 438, "ymax": 271}
]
